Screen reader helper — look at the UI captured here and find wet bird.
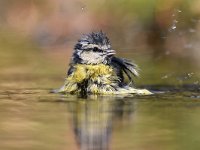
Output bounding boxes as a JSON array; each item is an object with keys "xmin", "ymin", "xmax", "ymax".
[{"xmin": 57, "ymin": 31, "xmax": 152, "ymax": 95}]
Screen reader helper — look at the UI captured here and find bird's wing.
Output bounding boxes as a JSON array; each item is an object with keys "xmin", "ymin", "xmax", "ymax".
[
  {"xmin": 111, "ymin": 57, "xmax": 139, "ymax": 84},
  {"xmin": 67, "ymin": 64, "xmax": 76, "ymax": 75}
]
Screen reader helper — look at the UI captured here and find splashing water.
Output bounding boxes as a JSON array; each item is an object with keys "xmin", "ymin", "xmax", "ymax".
[
  {"xmin": 81, "ymin": 4, "xmax": 86, "ymax": 11},
  {"xmin": 168, "ymin": 9, "xmax": 181, "ymax": 32},
  {"xmin": 161, "ymin": 73, "xmax": 174, "ymax": 79},
  {"xmin": 177, "ymin": 73, "xmax": 194, "ymax": 82}
]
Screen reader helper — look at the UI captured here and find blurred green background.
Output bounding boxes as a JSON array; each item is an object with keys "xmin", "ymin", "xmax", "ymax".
[
  {"xmin": 1, "ymin": 1, "xmax": 200, "ymax": 150},
  {"xmin": 0, "ymin": 0, "xmax": 200, "ymax": 88}
]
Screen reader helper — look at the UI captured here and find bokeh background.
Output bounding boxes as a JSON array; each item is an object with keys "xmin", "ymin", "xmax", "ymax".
[
  {"xmin": 1, "ymin": 1, "xmax": 200, "ymax": 150},
  {"xmin": 0, "ymin": 0, "xmax": 200, "ymax": 89}
]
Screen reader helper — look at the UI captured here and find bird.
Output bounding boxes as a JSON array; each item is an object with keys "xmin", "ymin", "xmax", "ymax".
[{"xmin": 56, "ymin": 31, "xmax": 152, "ymax": 96}]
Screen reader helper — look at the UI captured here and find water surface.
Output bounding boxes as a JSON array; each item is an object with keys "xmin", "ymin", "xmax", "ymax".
[
  {"xmin": 0, "ymin": 29, "xmax": 200, "ymax": 150},
  {"xmin": 0, "ymin": 87, "xmax": 200, "ymax": 150}
]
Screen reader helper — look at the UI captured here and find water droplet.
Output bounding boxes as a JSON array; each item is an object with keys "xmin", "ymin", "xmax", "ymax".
[
  {"xmin": 177, "ymin": 73, "xmax": 194, "ymax": 81},
  {"xmin": 191, "ymin": 95, "xmax": 200, "ymax": 99},
  {"xmin": 168, "ymin": 9, "xmax": 181, "ymax": 32},
  {"xmin": 161, "ymin": 73, "xmax": 173, "ymax": 79},
  {"xmin": 172, "ymin": 25, "xmax": 176, "ymax": 30},
  {"xmin": 188, "ymin": 72, "xmax": 194, "ymax": 77},
  {"xmin": 81, "ymin": 5, "xmax": 86, "ymax": 11},
  {"xmin": 169, "ymin": 24, "xmax": 177, "ymax": 32},
  {"xmin": 177, "ymin": 9, "xmax": 182, "ymax": 13},
  {"xmin": 173, "ymin": 20, "xmax": 178, "ymax": 23},
  {"xmin": 161, "ymin": 75, "xmax": 168, "ymax": 79}
]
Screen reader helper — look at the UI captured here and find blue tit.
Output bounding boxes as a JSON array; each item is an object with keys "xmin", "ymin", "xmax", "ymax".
[{"xmin": 57, "ymin": 31, "xmax": 152, "ymax": 95}]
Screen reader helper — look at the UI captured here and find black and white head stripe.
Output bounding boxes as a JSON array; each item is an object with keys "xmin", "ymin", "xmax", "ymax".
[
  {"xmin": 72, "ymin": 31, "xmax": 116, "ymax": 64},
  {"xmin": 74, "ymin": 31, "xmax": 111, "ymax": 50}
]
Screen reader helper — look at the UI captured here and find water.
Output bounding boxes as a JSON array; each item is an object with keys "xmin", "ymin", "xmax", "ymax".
[
  {"xmin": 0, "ymin": 85, "xmax": 200, "ymax": 150},
  {"xmin": 168, "ymin": 9, "xmax": 181, "ymax": 32},
  {"xmin": 1, "ymin": 27, "xmax": 200, "ymax": 150}
]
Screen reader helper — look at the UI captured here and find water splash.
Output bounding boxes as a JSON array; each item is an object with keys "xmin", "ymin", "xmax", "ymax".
[
  {"xmin": 188, "ymin": 73, "xmax": 194, "ymax": 78},
  {"xmin": 161, "ymin": 73, "xmax": 174, "ymax": 79},
  {"xmin": 168, "ymin": 9, "xmax": 181, "ymax": 32},
  {"xmin": 161, "ymin": 75, "xmax": 169, "ymax": 79},
  {"xmin": 177, "ymin": 9, "xmax": 182, "ymax": 13},
  {"xmin": 191, "ymin": 95, "xmax": 200, "ymax": 99},
  {"xmin": 81, "ymin": 4, "xmax": 86, "ymax": 11},
  {"xmin": 177, "ymin": 72, "xmax": 194, "ymax": 82}
]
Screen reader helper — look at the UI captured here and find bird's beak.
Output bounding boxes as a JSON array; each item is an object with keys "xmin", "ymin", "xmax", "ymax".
[{"xmin": 106, "ymin": 49, "xmax": 116, "ymax": 56}]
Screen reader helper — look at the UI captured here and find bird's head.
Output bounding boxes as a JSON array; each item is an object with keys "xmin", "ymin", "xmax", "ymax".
[{"xmin": 72, "ymin": 31, "xmax": 115, "ymax": 65}]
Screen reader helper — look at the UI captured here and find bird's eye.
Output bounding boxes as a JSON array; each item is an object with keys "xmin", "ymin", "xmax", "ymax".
[{"xmin": 93, "ymin": 47, "xmax": 99, "ymax": 52}]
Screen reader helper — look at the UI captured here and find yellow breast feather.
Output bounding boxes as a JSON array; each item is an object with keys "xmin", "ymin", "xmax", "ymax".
[
  {"xmin": 60, "ymin": 64, "xmax": 117, "ymax": 94},
  {"xmin": 58, "ymin": 64, "xmax": 152, "ymax": 95}
]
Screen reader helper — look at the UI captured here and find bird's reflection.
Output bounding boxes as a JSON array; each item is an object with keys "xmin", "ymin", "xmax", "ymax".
[{"xmin": 67, "ymin": 96, "xmax": 136, "ymax": 150}]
